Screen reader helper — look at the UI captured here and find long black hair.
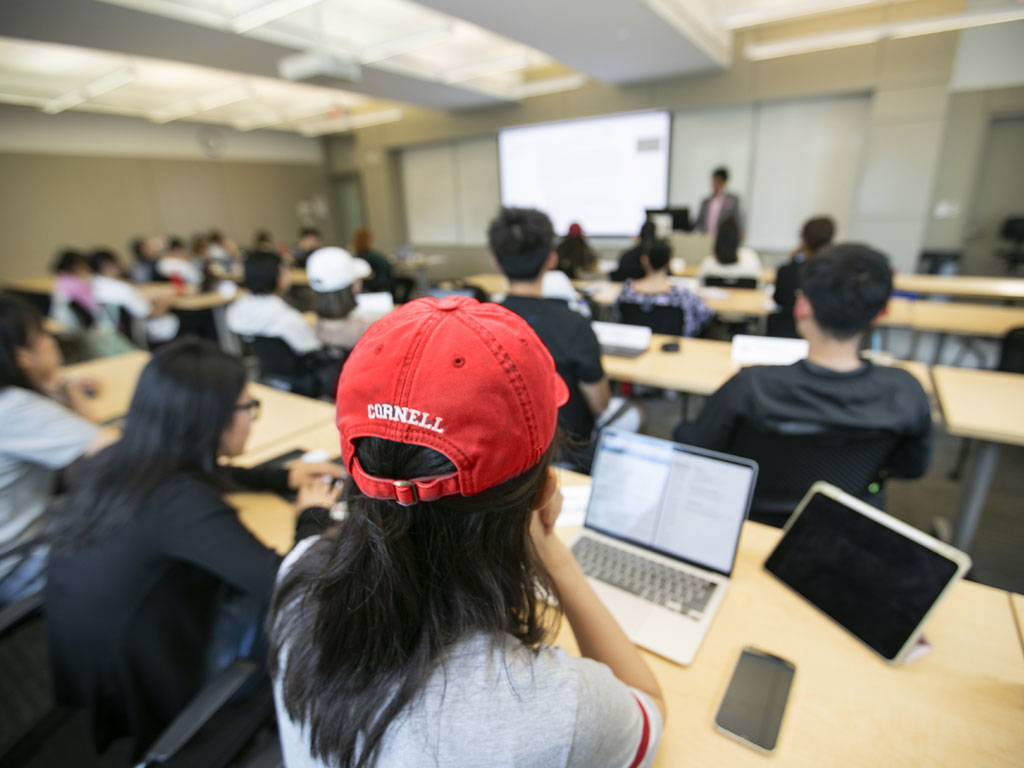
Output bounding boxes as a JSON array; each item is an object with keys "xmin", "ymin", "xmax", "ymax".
[
  {"xmin": 713, "ymin": 217, "xmax": 740, "ymax": 265},
  {"xmin": 50, "ymin": 338, "xmax": 246, "ymax": 550},
  {"xmin": 0, "ymin": 293, "xmax": 44, "ymax": 391},
  {"xmin": 269, "ymin": 436, "xmax": 559, "ymax": 768}
]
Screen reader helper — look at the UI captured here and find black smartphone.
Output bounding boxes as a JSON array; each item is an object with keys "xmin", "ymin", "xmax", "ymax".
[
  {"xmin": 660, "ymin": 341, "xmax": 680, "ymax": 352},
  {"xmin": 714, "ymin": 647, "xmax": 795, "ymax": 753}
]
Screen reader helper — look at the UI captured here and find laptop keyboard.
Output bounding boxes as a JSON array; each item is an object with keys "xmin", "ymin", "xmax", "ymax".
[{"xmin": 571, "ymin": 536, "xmax": 716, "ymax": 616}]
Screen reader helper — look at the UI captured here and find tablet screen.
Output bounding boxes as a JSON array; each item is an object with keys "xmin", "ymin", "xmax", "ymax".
[{"xmin": 764, "ymin": 492, "xmax": 959, "ymax": 660}]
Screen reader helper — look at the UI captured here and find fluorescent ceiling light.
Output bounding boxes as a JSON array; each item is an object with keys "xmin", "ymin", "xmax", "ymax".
[
  {"xmin": 723, "ymin": 0, "xmax": 880, "ymax": 29},
  {"xmin": 746, "ymin": 27, "xmax": 882, "ymax": 59},
  {"xmin": 195, "ymin": 83, "xmax": 250, "ymax": 111},
  {"xmin": 443, "ymin": 53, "xmax": 531, "ymax": 84},
  {"xmin": 231, "ymin": 0, "xmax": 323, "ymax": 34},
  {"xmin": 42, "ymin": 64, "xmax": 135, "ymax": 114},
  {"xmin": 745, "ymin": 6, "xmax": 1024, "ymax": 60},
  {"xmin": 889, "ymin": 8, "xmax": 1024, "ymax": 38},
  {"xmin": 358, "ymin": 23, "xmax": 452, "ymax": 65},
  {"xmin": 512, "ymin": 74, "xmax": 587, "ymax": 99},
  {"xmin": 297, "ymin": 106, "xmax": 403, "ymax": 136}
]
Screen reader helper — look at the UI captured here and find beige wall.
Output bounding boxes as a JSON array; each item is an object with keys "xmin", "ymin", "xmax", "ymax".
[
  {"xmin": 330, "ymin": 22, "xmax": 964, "ymax": 274},
  {"xmin": 0, "ymin": 152, "xmax": 334, "ymax": 280}
]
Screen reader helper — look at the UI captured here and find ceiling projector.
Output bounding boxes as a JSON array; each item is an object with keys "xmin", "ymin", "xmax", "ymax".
[{"xmin": 278, "ymin": 51, "xmax": 361, "ymax": 83}]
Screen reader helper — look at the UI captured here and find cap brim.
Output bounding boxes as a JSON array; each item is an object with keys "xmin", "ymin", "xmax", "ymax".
[
  {"xmin": 553, "ymin": 373, "xmax": 570, "ymax": 408},
  {"xmin": 353, "ymin": 258, "xmax": 373, "ymax": 279}
]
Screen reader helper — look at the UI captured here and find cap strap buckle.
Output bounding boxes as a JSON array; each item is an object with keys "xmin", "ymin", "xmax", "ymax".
[{"xmin": 392, "ymin": 480, "xmax": 419, "ymax": 506}]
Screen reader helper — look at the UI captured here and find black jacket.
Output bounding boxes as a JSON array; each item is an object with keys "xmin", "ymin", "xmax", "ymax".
[{"xmin": 46, "ymin": 465, "xmax": 328, "ymax": 753}]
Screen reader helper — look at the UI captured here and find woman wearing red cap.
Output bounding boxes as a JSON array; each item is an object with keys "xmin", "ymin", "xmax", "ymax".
[
  {"xmin": 555, "ymin": 221, "xmax": 598, "ymax": 279},
  {"xmin": 269, "ymin": 296, "xmax": 665, "ymax": 767}
]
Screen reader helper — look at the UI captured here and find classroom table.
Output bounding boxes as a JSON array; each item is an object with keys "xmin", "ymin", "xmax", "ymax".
[
  {"xmin": 61, "ymin": 350, "xmax": 337, "ymax": 455},
  {"xmin": 227, "ymin": 467, "xmax": 1024, "ymax": 767},
  {"xmin": 462, "ymin": 273, "xmax": 777, "ymax": 319},
  {"xmin": 1011, "ymin": 593, "xmax": 1024, "ymax": 656},
  {"xmin": 892, "ymin": 274, "xmax": 1024, "ymax": 301},
  {"xmin": 4, "ymin": 275, "xmax": 240, "ymax": 352},
  {"xmin": 601, "ymin": 334, "xmax": 936, "ymax": 409},
  {"xmin": 932, "ymin": 366, "xmax": 1024, "ymax": 552}
]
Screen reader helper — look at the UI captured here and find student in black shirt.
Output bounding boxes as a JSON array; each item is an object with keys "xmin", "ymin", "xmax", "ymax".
[
  {"xmin": 46, "ymin": 339, "xmax": 344, "ymax": 756},
  {"xmin": 490, "ymin": 207, "xmax": 610, "ymax": 470},
  {"xmin": 769, "ymin": 216, "xmax": 835, "ymax": 338},
  {"xmin": 674, "ymin": 243, "xmax": 932, "ymax": 479}
]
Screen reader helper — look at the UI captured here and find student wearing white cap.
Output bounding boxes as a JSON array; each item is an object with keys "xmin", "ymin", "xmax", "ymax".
[{"xmin": 306, "ymin": 247, "xmax": 373, "ymax": 357}]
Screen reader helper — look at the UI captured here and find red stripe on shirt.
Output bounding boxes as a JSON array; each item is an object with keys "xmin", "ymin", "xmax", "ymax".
[{"xmin": 627, "ymin": 695, "xmax": 651, "ymax": 768}]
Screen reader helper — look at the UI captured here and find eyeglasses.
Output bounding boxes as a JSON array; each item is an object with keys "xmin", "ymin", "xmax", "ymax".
[{"xmin": 235, "ymin": 398, "xmax": 261, "ymax": 420}]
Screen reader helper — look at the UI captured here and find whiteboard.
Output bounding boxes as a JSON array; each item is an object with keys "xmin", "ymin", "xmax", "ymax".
[
  {"xmin": 401, "ymin": 142, "xmax": 458, "ymax": 245},
  {"xmin": 498, "ymin": 111, "xmax": 669, "ymax": 237},
  {"xmin": 455, "ymin": 137, "xmax": 499, "ymax": 246},
  {"xmin": 402, "ymin": 137, "xmax": 499, "ymax": 246},
  {"xmin": 669, "ymin": 105, "xmax": 754, "ymax": 216},
  {"xmin": 745, "ymin": 96, "xmax": 869, "ymax": 251}
]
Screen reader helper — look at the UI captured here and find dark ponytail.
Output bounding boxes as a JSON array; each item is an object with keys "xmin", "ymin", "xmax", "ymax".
[
  {"xmin": 713, "ymin": 217, "xmax": 740, "ymax": 265},
  {"xmin": 269, "ymin": 436, "xmax": 559, "ymax": 768}
]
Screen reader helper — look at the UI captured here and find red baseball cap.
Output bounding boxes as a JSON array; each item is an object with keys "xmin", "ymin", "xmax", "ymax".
[{"xmin": 336, "ymin": 296, "xmax": 569, "ymax": 505}]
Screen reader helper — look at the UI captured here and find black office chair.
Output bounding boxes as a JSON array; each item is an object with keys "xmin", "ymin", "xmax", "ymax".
[
  {"xmin": 997, "ymin": 217, "xmax": 1024, "ymax": 273},
  {"xmin": 728, "ymin": 417, "xmax": 901, "ymax": 527},
  {"xmin": 949, "ymin": 326, "xmax": 1024, "ymax": 480},
  {"xmin": 616, "ymin": 302, "xmax": 685, "ymax": 335},
  {"xmin": 703, "ymin": 276, "xmax": 758, "ymax": 289},
  {"xmin": 0, "ymin": 591, "xmax": 275, "ymax": 768},
  {"xmin": 242, "ymin": 335, "xmax": 340, "ymax": 400},
  {"xmin": 765, "ymin": 311, "xmax": 798, "ymax": 339}
]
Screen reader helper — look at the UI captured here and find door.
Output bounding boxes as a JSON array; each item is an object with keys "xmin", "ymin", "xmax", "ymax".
[{"xmin": 963, "ymin": 117, "xmax": 1024, "ymax": 275}]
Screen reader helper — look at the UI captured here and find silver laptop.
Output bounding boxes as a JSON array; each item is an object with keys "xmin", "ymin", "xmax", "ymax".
[{"xmin": 570, "ymin": 429, "xmax": 758, "ymax": 665}]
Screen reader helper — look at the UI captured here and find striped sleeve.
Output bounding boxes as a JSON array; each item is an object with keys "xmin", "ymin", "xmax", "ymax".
[{"xmin": 566, "ymin": 657, "xmax": 664, "ymax": 768}]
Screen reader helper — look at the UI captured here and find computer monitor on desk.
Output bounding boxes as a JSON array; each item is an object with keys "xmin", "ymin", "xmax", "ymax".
[{"xmin": 646, "ymin": 207, "xmax": 693, "ymax": 233}]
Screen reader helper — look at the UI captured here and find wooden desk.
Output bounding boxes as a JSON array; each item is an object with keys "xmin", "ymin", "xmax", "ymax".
[
  {"xmin": 603, "ymin": 335, "xmax": 936, "ymax": 408},
  {"xmin": 933, "ymin": 366, "xmax": 1024, "ymax": 552},
  {"xmin": 231, "ymin": 469, "xmax": 1024, "ymax": 767},
  {"xmin": 893, "ymin": 274, "xmax": 1024, "ymax": 301},
  {"xmin": 1011, "ymin": 593, "xmax": 1024, "ymax": 656},
  {"xmin": 880, "ymin": 297, "xmax": 1024, "ymax": 337},
  {"xmin": 61, "ymin": 350, "xmax": 336, "ymax": 454}
]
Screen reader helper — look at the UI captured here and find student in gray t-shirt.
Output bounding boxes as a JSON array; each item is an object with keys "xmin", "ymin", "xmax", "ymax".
[
  {"xmin": 269, "ymin": 297, "xmax": 665, "ymax": 768},
  {"xmin": 0, "ymin": 295, "xmax": 101, "ymax": 605}
]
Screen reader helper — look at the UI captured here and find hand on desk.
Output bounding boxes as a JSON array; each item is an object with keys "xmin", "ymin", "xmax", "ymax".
[
  {"xmin": 288, "ymin": 461, "xmax": 346, "ymax": 490},
  {"xmin": 296, "ymin": 477, "xmax": 342, "ymax": 512}
]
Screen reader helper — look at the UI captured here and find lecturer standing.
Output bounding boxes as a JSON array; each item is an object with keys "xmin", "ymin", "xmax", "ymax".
[{"xmin": 694, "ymin": 166, "xmax": 742, "ymax": 237}]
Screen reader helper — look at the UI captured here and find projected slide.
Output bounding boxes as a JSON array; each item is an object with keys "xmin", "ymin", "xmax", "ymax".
[{"xmin": 499, "ymin": 112, "xmax": 669, "ymax": 237}]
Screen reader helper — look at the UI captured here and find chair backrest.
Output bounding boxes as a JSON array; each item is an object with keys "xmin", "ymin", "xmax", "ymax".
[
  {"xmin": 243, "ymin": 335, "xmax": 303, "ymax": 379},
  {"xmin": 616, "ymin": 301, "xmax": 684, "ymax": 335},
  {"xmin": 703, "ymin": 275, "xmax": 758, "ymax": 289},
  {"xmin": 728, "ymin": 417, "xmax": 901, "ymax": 523},
  {"xmin": 1000, "ymin": 217, "xmax": 1024, "ymax": 245},
  {"xmin": 998, "ymin": 327, "xmax": 1024, "ymax": 373}
]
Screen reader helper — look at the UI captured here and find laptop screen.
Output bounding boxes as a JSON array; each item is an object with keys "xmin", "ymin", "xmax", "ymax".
[
  {"xmin": 765, "ymin": 490, "xmax": 961, "ymax": 660},
  {"xmin": 586, "ymin": 430, "xmax": 757, "ymax": 575}
]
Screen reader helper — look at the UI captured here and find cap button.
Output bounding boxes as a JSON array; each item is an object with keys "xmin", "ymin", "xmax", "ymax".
[{"xmin": 437, "ymin": 296, "xmax": 463, "ymax": 312}]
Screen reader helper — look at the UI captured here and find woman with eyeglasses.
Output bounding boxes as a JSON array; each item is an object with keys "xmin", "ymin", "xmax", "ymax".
[{"xmin": 45, "ymin": 338, "xmax": 343, "ymax": 757}]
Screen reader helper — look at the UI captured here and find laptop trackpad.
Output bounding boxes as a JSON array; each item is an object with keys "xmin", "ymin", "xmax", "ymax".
[{"xmin": 588, "ymin": 579, "xmax": 653, "ymax": 629}]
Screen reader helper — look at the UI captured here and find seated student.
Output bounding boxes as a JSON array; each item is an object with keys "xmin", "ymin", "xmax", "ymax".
[
  {"xmin": 46, "ymin": 339, "xmax": 343, "ymax": 755},
  {"xmin": 269, "ymin": 297, "xmax": 665, "ymax": 768},
  {"xmin": 0, "ymin": 295, "xmax": 108, "ymax": 606},
  {"xmin": 90, "ymin": 249, "xmax": 180, "ymax": 344},
  {"xmin": 556, "ymin": 221, "xmax": 598, "ymax": 278},
  {"xmin": 492, "ymin": 207, "xmax": 610, "ymax": 470},
  {"xmin": 610, "ymin": 221, "xmax": 656, "ymax": 282},
  {"xmin": 51, "ymin": 249, "xmax": 100, "ymax": 329},
  {"xmin": 351, "ymin": 228, "xmax": 395, "ymax": 295},
  {"xmin": 674, "ymin": 243, "xmax": 932, "ymax": 479},
  {"xmin": 293, "ymin": 227, "xmax": 322, "ymax": 268},
  {"xmin": 698, "ymin": 217, "xmax": 762, "ymax": 285},
  {"xmin": 614, "ymin": 239, "xmax": 712, "ymax": 337},
  {"xmin": 769, "ymin": 216, "xmax": 835, "ymax": 338},
  {"xmin": 227, "ymin": 251, "xmax": 322, "ymax": 356},
  {"xmin": 129, "ymin": 236, "xmax": 163, "ymax": 284},
  {"xmin": 306, "ymin": 246, "xmax": 373, "ymax": 357},
  {"xmin": 157, "ymin": 236, "xmax": 204, "ymax": 287}
]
